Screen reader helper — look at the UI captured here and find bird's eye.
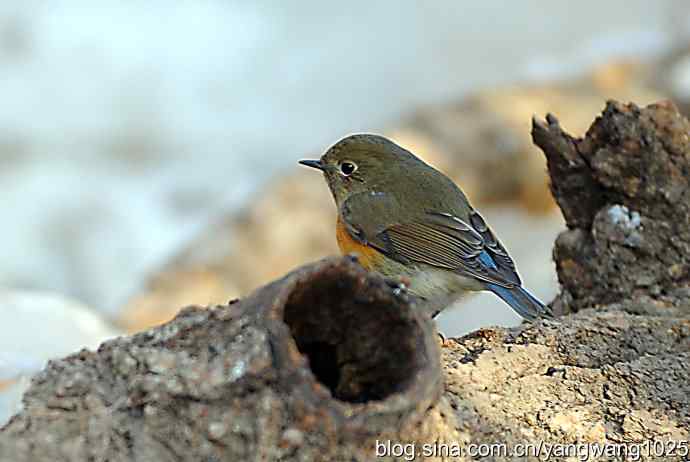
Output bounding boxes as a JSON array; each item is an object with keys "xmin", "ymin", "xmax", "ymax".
[{"xmin": 339, "ymin": 161, "xmax": 357, "ymax": 176}]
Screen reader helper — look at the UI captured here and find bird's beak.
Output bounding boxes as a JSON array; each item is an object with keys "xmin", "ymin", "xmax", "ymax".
[{"xmin": 298, "ymin": 159, "xmax": 325, "ymax": 171}]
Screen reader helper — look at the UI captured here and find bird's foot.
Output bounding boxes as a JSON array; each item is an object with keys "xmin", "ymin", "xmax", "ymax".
[
  {"xmin": 345, "ymin": 252, "xmax": 361, "ymax": 264},
  {"xmin": 384, "ymin": 276, "xmax": 411, "ymax": 297}
]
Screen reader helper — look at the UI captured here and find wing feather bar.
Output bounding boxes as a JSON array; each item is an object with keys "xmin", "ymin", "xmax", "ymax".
[
  {"xmin": 385, "ymin": 222, "xmax": 481, "ymax": 270},
  {"xmin": 382, "ymin": 213, "xmax": 521, "ymax": 288},
  {"xmin": 431, "ymin": 211, "xmax": 520, "ymax": 285}
]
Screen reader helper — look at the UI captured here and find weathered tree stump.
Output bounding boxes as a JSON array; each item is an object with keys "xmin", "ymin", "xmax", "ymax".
[
  {"xmin": 532, "ymin": 100, "xmax": 690, "ymax": 313},
  {"xmin": 2, "ymin": 100, "xmax": 689, "ymax": 461}
]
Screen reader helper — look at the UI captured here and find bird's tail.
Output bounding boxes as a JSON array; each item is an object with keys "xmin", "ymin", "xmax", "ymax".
[{"xmin": 486, "ymin": 284, "xmax": 551, "ymax": 321}]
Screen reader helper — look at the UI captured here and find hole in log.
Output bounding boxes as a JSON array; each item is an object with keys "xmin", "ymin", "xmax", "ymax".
[{"xmin": 284, "ymin": 267, "xmax": 423, "ymax": 403}]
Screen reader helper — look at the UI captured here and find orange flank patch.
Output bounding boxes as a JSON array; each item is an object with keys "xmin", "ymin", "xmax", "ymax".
[{"xmin": 336, "ymin": 216, "xmax": 382, "ymax": 271}]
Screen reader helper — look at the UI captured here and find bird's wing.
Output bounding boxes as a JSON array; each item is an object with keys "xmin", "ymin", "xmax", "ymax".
[{"xmin": 341, "ymin": 192, "xmax": 521, "ymax": 288}]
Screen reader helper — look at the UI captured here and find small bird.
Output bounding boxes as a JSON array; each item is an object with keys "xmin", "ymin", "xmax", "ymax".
[{"xmin": 299, "ymin": 134, "xmax": 550, "ymax": 321}]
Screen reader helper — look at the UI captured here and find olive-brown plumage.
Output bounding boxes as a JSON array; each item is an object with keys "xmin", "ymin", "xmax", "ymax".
[{"xmin": 300, "ymin": 134, "xmax": 549, "ymax": 320}]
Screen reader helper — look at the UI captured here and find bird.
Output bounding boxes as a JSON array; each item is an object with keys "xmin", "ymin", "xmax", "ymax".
[{"xmin": 299, "ymin": 133, "xmax": 550, "ymax": 321}]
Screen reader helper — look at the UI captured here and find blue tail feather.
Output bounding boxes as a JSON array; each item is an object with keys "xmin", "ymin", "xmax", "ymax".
[{"xmin": 486, "ymin": 283, "xmax": 550, "ymax": 321}]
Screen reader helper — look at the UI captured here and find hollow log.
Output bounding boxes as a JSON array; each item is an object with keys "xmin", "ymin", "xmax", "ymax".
[
  {"xmin": 0, "ymin": 257, "xmax": 447, "ymax": 461},
  {"xmin": 1, "ymin": 100, "xmax": 689, "ymax": 461}
]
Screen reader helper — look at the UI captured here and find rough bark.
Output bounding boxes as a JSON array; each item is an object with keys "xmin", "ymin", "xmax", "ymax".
[
  {"xmin": 0, "ymin": 257, "xmax": 445, "ymax": 461},
  {"xmin": 2, "ymin": 100, "xmax": 690, "ymax": 461},
  {"xmin": 532, "ymin": 100, "xmax": 690, "ymax": 313}
]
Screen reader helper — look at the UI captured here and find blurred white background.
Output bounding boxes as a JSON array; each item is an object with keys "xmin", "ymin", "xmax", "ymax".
[{"xmin": 1, "ymin": 1, "xmax": 688, "ymax": 312}]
